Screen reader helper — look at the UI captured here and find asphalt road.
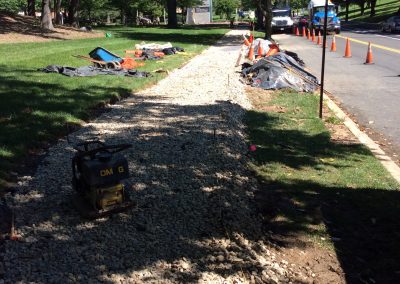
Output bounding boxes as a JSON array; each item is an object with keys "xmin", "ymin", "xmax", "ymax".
[{"xmin": 273, "ymin": 26, "xmax": 400, "ymax": 158}]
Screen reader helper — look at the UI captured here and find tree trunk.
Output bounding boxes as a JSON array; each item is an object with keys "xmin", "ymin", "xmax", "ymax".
[
  {"xmin": 41, "ymin": 0, "xmax": 54, "ymax": 30},
  {"xmin": 54, "ymin": 0, "xmax": 62, "ymax": 24},
  {"xmin": 121, "ymin": 10, "xmax": 126, "ymax": 25},
  {"xmin": 163, "ymin": 8, "xmax": 166, "ymax": 24},
  {"xmin": 370, "ymin": 0, "xmax": 377, "ymax": 17},
  {"xmin": 167, "ymin": 0, "xmax": 178, "ymax": 28},
  {"xmin": 27, "ymin": 0, "xmax": 36, "ymax": 16},
  {"xmin": 264, "ymin": 0, "xmax": 272, "ymax": 40},
  {"xmin": 255, "ymin": 0, "xmax": 272, "ymax": 40},
  {"xmin": 359, "ymin": 0, "xmax": 365, "ymax": 15},
  {"xmin": 345, "ymin": 2, "xmax": 349, "ymax": 22},
  {"xmin": 256, "ymin": 7, "xmax": 264, "ymax": 30},
  {"xmin": 68, "ymin": 0, "xmax": 80, "ymax": 27},
  {"xmin": 181, "ymin": 6, "xmax": 185, "ymax": 24}
]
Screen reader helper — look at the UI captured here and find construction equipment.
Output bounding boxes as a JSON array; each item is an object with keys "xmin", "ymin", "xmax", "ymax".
[
  {"xmin": 74, "ymin": 47, "xmax": 124, "ymax": 70},
  {"xmin": 73, "ymin": 55, "xmax": 122, "ymax": 69},
  {"xmin": 72, "ymin": 140, "xmax": 135, "ymax": 218}
]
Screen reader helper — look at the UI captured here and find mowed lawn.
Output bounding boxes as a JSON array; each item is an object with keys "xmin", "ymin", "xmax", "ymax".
[
  {"xmin": 0, "ymin": 26, "xmax": 228, "ymax": 187},
  {"xmin": 339, "ymin": 0, "xmax": 399, "ymax": 23}
]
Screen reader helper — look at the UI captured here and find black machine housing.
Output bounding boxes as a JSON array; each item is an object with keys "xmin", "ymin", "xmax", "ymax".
[{"xmin": 72, "ymin": 140, "xmax": 133, "ymax": 216}]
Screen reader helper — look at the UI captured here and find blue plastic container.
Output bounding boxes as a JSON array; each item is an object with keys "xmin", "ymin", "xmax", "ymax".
[{"xmin": 89, "ymin": 47, "xmax": 122, "ymax": 62}]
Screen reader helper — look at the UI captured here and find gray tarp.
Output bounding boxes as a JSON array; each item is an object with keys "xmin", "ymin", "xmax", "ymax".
[
  {"xmin": 241, "ymin": 52, "xmax": 319, "ymax": 92},
  {"xmin": 39, "ymin": 65, "xmax": 152, "ymax": 78}
]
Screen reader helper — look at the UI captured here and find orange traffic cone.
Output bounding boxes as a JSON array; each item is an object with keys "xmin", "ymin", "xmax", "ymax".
[
  {"xmin": 364, "ymin": 42, "xmax": 374, "ymax": 64},
  {"xmin": 330, "ymin": 35, "xmax": 337, "ymax": 52},
  {"xmin": 302, "ymin": 26, "xmax": 306, "ymax": 37},
  {"xmin": 317, "ymin": 31, "xmax": 322, "ymax": 45},
  {"xmin": 256, "ymin": 41, "xmax": 264, "ymax": 59},
  {"xmin": 249, "ymin": 33, "xmax": 254, "ymax": 43},
  {"xmin": 344, "ymin": 37, "xmax": 352, "ymax": 58},
  {"xmin": 247, "ymin": 44, "xmax": 255, "ymax": 60},
  {"xmin": 242, "ymin": 34, "xmax": 250, "ymax": 46},
  {"xmin": 307, "ymin": 29, "xmax": 310, "ymax": 40},
  {"xmin": 266, "ymin": 43, "xmax": 280, "ymax": 57},
  {"xmin": 295, "ymin": 27, "xmax": 300, "ymax": 36}
]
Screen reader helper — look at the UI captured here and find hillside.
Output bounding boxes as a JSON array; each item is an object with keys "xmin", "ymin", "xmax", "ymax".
[{"xmin": 0, "ymin": 13, "xmax": 103, "ymax": 44}]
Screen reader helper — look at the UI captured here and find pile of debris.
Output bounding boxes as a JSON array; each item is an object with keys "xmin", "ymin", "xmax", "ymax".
[
  {"xmin": 238, "ymin": 34, "xmax": 319, "ymax": 93},
  {"xmin": 38, "ymin": 42, "xmax": 184, "ymax": 77},
  {"xmin": 125, "ymin": 42, "xmax": 185, "ymax": 60}
]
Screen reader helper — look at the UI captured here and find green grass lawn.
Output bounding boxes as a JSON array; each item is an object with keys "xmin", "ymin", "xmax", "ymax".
[
  {"xmin": 0, "ymin": 25, "xmax": 228, "ymax": 189},
  {"xmin": 246, "ymin": 90, "xmax": 400, "ymax": 282},
  {"xmin": 339, "ymin": 0, "xmax": 399, "ymax": 23}
]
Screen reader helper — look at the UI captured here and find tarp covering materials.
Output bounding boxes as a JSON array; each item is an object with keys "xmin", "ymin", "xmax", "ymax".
[
  {"xmin": 241, "ymin": 52, "xmax": 318, "ymax": 92},
  {"xmin": 39, "ymin": 65, "xmax": 152, "ymax": 78}
]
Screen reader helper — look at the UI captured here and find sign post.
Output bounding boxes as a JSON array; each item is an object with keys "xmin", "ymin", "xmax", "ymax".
[{"xmin": 319, "ymin": 0, "xmax": 329, "ymax": 119}]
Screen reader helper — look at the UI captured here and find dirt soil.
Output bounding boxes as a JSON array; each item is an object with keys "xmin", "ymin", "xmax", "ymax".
[{"xmin": 0, "ymin": 13, "xmax": 103, "ymax": 44}]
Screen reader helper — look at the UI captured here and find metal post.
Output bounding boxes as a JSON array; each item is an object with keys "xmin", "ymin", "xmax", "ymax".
[
  {"xmin": 319, "ymin": 0, "xmax": 329, "ymax": 119},
  {"xmin": 209, "ymin": 0, "xmax": 212, "ymax": 23}
]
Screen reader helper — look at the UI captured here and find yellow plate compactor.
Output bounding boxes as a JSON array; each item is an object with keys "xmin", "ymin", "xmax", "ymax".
[{"xmin": 72, "ymin": 140, "xmax": 135, "ymax": 218}]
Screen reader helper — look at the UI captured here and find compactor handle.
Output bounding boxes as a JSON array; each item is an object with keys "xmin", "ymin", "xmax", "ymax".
[
  {"xmin": 73, "ymin": 140, "xmax": 105, "ymax": 152},
  {"xmin": 74, "ymin": 141, "xmax": 132, "ymax": 159}
]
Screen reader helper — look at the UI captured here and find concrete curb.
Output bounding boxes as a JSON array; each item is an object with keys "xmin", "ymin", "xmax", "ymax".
[{"xmin": 324, "ymin": 94, "xmax": 400, "ymax": 184}]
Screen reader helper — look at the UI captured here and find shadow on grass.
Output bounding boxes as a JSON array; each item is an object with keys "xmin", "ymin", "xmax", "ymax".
[
  {"xmin": 0, "ymin": 13, "xmax": 95, "ymax": 40},
  {"xmin": 105, "ymin": 26, "xmax": 234, "ymax": 46},
  {"xmin": 0, "ymin": 65, "xmax": 137, "ymax": 181},
  {"xmin": 245, "ymin": 109, "xmax": 400, "ymax": 283},
  {"xmin": 339, "ymin": 0, "xmax": 400, "ymax": 22}
]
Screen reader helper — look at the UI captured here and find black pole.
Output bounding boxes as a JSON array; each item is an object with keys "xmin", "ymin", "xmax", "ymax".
[{"xmin": 319, "ymin": 0, "xmax": 329, "ymax": 119}]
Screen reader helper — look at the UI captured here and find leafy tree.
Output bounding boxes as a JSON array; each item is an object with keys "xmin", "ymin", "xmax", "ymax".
[
  {"xmin": 108, "ymin": 0, "xmax": 133, "ymax": 24},
  {"xmin": 136, "ymin": 0, "xmax": 164, "ymax": 18},
  {"xmin": 0, "ymin": 0, "xmax": 25, "ymax": 13},
  {"xmin": 80, "ymin": 0, "xmax": 108, "ymax": 21},
  {"xmin": 290, "ymin": 0, "xmax": 308, "ymax": 10},
  {"xmin": 214, "ymin": 0, "xmax": 240, "ymax": 19}
]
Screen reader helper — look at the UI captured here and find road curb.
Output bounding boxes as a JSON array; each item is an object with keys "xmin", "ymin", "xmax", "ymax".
[{"xmin": 324, "ymin": 94, "xmax": 400, "ymax": 184}]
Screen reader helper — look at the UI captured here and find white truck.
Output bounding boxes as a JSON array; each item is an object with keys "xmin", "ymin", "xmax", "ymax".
[
  {"xmin": 271, "ymin": 7, "xmax": 294, "ymax": 33},
  {"xmin": 308, "ymin": 0, "xmax": 341, "ymax": 34}
]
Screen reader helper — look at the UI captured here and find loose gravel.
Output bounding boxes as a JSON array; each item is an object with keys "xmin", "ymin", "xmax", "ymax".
[{"xmin": 2, "ymin": 30, "xmax": 315, "ymax": 283}]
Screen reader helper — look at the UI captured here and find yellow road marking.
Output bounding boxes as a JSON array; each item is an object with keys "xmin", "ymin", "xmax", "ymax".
[{"xmin": 336, "ymin": 34, "xmax": 400, "ymax": 54}]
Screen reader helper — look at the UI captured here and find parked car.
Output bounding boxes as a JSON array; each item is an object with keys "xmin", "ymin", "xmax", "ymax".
[{"xmin": 381, "ymin": 16, "xmax": 400, "ymax": 33}]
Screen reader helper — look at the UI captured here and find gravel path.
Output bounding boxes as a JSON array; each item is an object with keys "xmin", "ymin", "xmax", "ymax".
[{"xmin": 2, "ymin": 30, "xmax": 312, "ymax": 284}]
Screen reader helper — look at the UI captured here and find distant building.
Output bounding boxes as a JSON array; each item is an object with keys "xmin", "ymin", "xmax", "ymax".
[{"xmin": 186, "ymin": 0, "xmax": 212, "ymax": 24}]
